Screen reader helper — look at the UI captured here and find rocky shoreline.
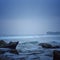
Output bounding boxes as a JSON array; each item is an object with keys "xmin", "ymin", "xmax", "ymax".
[{"xmin": 0, "ymin": 40, "xmax": 60, "ymax": 60}]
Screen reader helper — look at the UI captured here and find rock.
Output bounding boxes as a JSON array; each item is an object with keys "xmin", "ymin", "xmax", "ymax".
[
  {"xmin": 39, "ymin": 43, "xmax": 60, "ymax": 48},
  {"xmin": 39, "ymin": 43, "xmax": 52, "ymax": 48},
  {"xmin": 0, "ymin": 40, "xmax": 19, "ymax": 55},
  {"xmin": 53, "ymin": 46, "xmax": 60, "ymax": 48},
  {"xmin": 0, "ymin": 40, "xmax": 7, "ymax": 48},
  {"xmin": 6, "ymin": 41, "xmax": 19, "ymax": 49},
  {"xmin": 53, "ymin": 50, "xmax": 60, "ymax": 60},
  {"xmin": 0, "ymin": 40, "xmax": 19, "ymax": 49}
]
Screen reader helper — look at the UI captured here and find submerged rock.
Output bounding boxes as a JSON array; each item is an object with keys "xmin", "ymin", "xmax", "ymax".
[{"xmin": 53, "ymin": 50, "xmax": 60, "ymax": 60}]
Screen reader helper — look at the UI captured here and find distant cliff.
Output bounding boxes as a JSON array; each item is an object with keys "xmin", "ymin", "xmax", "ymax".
[{"xmin": 47, "ymin": 32, "xmax": 60, "ymax": 35}]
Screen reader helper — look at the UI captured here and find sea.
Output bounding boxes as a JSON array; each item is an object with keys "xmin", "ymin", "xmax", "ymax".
[
  {"xmin": 0, "ymin": 34, "xmax": 60, "ymax": 43},
  {"xmin": 0, "ymin": 34, "xmax": 60, "ymax": 60}
]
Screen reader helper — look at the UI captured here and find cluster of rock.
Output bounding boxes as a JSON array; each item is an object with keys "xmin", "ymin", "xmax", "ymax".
[
  {"xmin": 0, "ymin": 40, "xmax": 19, "ymax": 54},
  {"xmin": 0, "ymin": 40, "xmax": 60, "ymax": 60},
  {"xmin": 39, "ymin": 43, "xmax": 60, "ymax": 48},
  {"xmin": 39, "ymin": 43, "xmax": 60, "ymax": 60}
]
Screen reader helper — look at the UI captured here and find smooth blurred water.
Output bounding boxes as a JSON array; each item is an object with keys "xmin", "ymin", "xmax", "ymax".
[{"xmin": 0, "ymin": 35, "xmax": 60, "ymax": 43}]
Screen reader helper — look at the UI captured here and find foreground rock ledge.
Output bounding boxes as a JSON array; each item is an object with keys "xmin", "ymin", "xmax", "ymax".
[{"xmin": 53, "ymin": 50, "xmax": 60, "ymax": 60}]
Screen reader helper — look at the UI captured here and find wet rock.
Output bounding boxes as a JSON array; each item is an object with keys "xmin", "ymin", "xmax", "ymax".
[
  {"xmin": 52, "ymin": 46, "xmax": 60, "ymax": 48},
  {"xmin": 39, "ymin": 43, "xmax": 60, "ymax": 48},
  {"xmin": 6, "ymin": 41, "xmax": 19, "ymax": 49},
  {"xmin": 53, "ymin": 50, "xmax": 60, "ymax": 60},
  {"xmin": 0, "ymin": 40, "xmax": 19, "ymax": 49},
  {"xmin": 0, "ymin": 40, "xmax": 7, "ymax": 48},
  {"xmin": 39, "ymin": 43, "xmax": 52, "ymax": 48},
  {"xmin": 0, "ymin": 40, "xmax": 19, "ymax": 55}
]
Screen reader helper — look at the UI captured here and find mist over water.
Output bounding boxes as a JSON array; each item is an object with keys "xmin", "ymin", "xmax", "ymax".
[
  {"xmin": 0, "ymin": 35, "xmax": 60, "ymax": 43},
  {"xmin": 0, "ymin": 0, "xmax": 60, "ymax": 36}
]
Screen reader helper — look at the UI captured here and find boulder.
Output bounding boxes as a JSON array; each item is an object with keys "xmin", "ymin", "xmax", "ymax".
[
  {"xmin": 39, "ymin": 43, "xmax": 52, "ymax": 48},
  {"xmin": 5, "ymin": 41, "xmax": 19, "ymax": 49},
  {"xmin": 0, "ymin": 40, "xmax": 19, "ymax": 55},
  {"xmin": 0, "ymin": 40, "xmax": 7, "ymax": 48},
  {"xmin": 53, "ymin": 50, "xmax": 60, "ymax": 60},
  {"xmin": 0, "ymin": 40, "xmax": 19, "ymax": 49},
  {"xmin": 39, "ymin": 43, "xmax": 60, "ymax": 48}
]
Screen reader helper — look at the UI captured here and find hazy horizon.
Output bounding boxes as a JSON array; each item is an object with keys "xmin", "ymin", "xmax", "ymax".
[{"xmin": 0, "ymin": 0, "xmax": 60, "ymax": 36}]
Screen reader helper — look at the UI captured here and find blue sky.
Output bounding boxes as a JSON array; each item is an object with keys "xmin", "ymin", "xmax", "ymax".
[{"xmin": 0, "ymin": 0, "xmax": 60, "ymax": 36}]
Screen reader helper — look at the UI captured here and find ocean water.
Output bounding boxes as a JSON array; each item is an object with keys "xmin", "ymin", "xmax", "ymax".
[
  {"xmin": 0, "ymin": 35, "xmax": 60, "ymax": 51},
  {"xmin": 0, "ymin": 35, "xmax": 60, "ymax": 60},
  {"xmin": 0, "ymin": 35, "xmax": 60, "ymax": 43}
]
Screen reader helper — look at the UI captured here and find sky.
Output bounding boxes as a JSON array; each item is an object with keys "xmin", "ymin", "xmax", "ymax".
[{"xmin": 0, "ymin": 0, "xmax": 60, "ymax": 36}]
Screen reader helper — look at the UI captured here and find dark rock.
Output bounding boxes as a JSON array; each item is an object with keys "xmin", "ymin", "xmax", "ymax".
[
  {"xmin": 39, "ymin": 43, "xmax": 52, "ymax": 48},
  {"xmin": 53, "ymin": 50, "xmax": 60, "ymax": 60},
  {"xmin": 0, "ymin": 40, "xmax": 19, "ymax": 49},
  {"xmin": 39, "ymin": 43, "xmax": 60, "ymax": 48},
  {"xmin": 0, "ymin": 40, "xmax": 7, "ymax": 48},
  {"xmin": 0, "ymin": 40, "xmax": 19, "ymax": 54},
  {"xmin": 53, "ymin": 46, "xmax": 60, "ymax": 48},
  {"xmin": 5, "ymin": 41, "xmax": 19, "ymax": 49}
]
